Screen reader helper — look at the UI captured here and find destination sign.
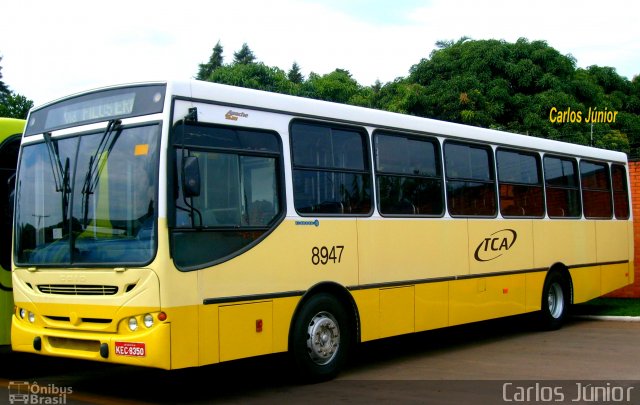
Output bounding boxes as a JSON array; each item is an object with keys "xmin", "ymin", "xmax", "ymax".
[
  {"xmin": 25, "ymin": 84, "xmax": 166, "ymax": 136},
  {"xmin": 45, "ymin": 92, "xmax": 136, "ymax": 128}
]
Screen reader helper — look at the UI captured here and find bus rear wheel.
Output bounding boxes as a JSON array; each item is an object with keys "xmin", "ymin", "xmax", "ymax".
[
  {"xmin": 539, "ymin": 271, "xmax": 569, "ymax": 330},
  {"xmin": 290, "ymin": 293, "xmax": 351, "ymax": 382}
]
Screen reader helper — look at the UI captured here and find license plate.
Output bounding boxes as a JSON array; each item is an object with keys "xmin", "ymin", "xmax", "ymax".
[{"xmin": 114, "ymin": 341, "xmax": 146, "ymax": 357}]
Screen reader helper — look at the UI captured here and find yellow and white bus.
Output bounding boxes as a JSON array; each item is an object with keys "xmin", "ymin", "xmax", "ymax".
[
  {"xmin": 0, "ymin": 117, "xmax": 24, "ymax": 346},
  {"xmin": 11, "ymin": 81, "xmax": 632, "ymax": 380}
]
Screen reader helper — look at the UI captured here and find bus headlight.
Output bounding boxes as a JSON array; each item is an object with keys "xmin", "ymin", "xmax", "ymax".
[
  {"xmin": 28, "ymin": 312, "xmax": 35, "ymax": 323},
  {"xmin": 128, "ymin": 317, "xmax": 138, "ymax": 331},
  {"xmin": 19, "ymin": 308, "xmax": 26, "ymax": 319},
  {"xmin": 143, "ymin": 314, "xmax": 154, "ymax": 328}
]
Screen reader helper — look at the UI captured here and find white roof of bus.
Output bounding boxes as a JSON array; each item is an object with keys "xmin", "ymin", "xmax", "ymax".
[
  {"xmin": 38, "ymin": 79, "xmax": 629, "ymax": 164},
  {"xmin": 179, "ymin": 80, "xmax": 627, "ymax": 163}
]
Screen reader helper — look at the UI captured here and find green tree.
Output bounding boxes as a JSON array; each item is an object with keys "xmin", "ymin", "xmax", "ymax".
[
  {"xmin": 233, "ymin": 43, "xmax": 256, "ymax": 65},
  {"xmin": 594, "ymin": 129, "xmax": 630, "ymax": 154},
  {"xmin": 287, "ymin": 62, "xmax": 304, "ymax": 84},
  {"xmin": 404, "ymin": 37, "xmax": 640, "ymax": 154},
  {"xmin": 571, "ymin": 68, "xmax": 605, "ymax": 107},
  {"xmin": 0, "ymin": 92, "xmax": 33, "ymax": 119},
  {"xmin": 300, "ymin": 69, "xmax": 364, "ymax": 104},
  {"xmin": 615, "ymin": 112, "xmax": 640, "ymax": 156},
  {"xmin": 196, "ymin": 41, "xmax": 224, "ymax": 80},
  {"xmin": 208, "ymin": 62, "xmax": 294, "ymax": 94},
  {"xmin": 409, "ymin": 38, "xmax": 578, "ymax": 130},
  {"xmin": 194, "ymin": 39, "xmax": 639, "ymax": 155},
  {"xmin": 627, "ymin": 75, "xmax": 640, "ymax": 113},
  {"xmin": 0, "ymin": 54, "xmax": 33, "ymax": 119},
  {"xmin": 372, "ymin": 78, "xmax": 429, "ymax": 115},
  {"xmin": 585, "ymin": 65, "xmax": 629, "ymax": 94},
  {"xmin": 0, "ymin": 55, "xmax": 9, "ymax": 95}
]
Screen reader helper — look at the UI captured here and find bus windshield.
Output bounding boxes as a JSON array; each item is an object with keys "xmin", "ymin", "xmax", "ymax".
[{"xmin": 14, "ymin": 123, "xmax": 160, "ymax": 266}]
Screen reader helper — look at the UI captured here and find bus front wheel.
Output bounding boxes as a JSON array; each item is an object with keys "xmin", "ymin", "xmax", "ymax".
[
  {"xmin": 290, "ymin": 293, "xmax": 351, "ymax": 382},
  {"xmin": 539, "ymin": 271, "xmax": 569, "ymax": 330}
]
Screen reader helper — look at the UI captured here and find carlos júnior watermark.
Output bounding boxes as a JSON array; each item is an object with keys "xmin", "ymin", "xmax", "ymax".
[
  {"xmin": 502, "ymin": 382, "xmax": 635, "ymax": 403},
  {"xmin": 8, "ymin": 381, "xmax": 73, "ymax": 404}
]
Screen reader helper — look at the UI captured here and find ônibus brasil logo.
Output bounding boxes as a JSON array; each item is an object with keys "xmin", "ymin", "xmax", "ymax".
[
  {"xmin": 8, "ymin": 381, "xmax": 72, "ymax": 404},
  {"xmin": 474, "ymin": 229, "xmax": 517, "ymax": 262}
]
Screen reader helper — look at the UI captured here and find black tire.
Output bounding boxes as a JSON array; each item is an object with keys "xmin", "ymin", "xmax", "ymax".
[
  {"xmin": 290, "ymin": 293, "xmax": 351, "ymax": 382},
  {"xmin": 539, "ymin": 271, "xmax": 569, "ymax": 330}
]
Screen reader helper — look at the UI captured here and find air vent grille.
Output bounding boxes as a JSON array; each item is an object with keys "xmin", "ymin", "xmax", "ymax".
[{"xmin": 38, "ymin": 284, "xmax": 118, "ymax": 296}]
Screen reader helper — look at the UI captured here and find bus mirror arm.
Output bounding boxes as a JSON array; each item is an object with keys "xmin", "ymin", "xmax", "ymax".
[{"xmin": 182, "ymin": 156, "xmax": 201, "ymax": 198}]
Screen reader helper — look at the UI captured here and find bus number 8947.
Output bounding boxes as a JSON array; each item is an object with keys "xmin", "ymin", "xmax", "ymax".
[{"xmin": 311, "ymin": 246, "xmax": 344, "ymax": 265}]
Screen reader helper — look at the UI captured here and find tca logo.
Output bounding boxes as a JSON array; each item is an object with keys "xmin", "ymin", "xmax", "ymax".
[{"xmin": 474, "ymin": 229, "xmax": 517, "ymax": 262}]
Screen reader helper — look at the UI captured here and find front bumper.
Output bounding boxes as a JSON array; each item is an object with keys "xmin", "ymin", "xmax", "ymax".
[{"xmin": 11, "ymin": 315, "xmax": 171, "ymax": 369}]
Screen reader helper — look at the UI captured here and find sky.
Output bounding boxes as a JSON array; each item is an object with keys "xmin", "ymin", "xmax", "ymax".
[{"xmin": 1, "ymin": 0, "xmax": 639, "ymax": 107}]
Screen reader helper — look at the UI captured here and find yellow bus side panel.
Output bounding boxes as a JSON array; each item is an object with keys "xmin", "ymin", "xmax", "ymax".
[
  {"xmin": 351, "ymin": 289, "xmax": 380, "ymax": 342},
  {"xmin": 601, "ymin": 263, "xmax": 632, "ymax": 296},
  {"xmin": 468, "ymin": 220, "xmax": 533, "ymax": 275},
  {"xmin": 198, "ymin": 304, "xmax": 219, "ymax": 365},
  {"xmin": 629, "ymin": 221, "xmax": 635, "ymax": 285},
  {"xmin": 533, "ymin": 221, "xmax": 597, "ymax": 269},
  {"xmin": 596, "ymin": 221, "xmax": 629, "ymax": 263},
  {"xmin": 379, "ymin": 286, "xmax": 414, "ymax": 339},
  {"xmin": 570, "ymin": 266, "xmax": 601, "ymax": 304},
  {"xmin": 219, "ymin": 301, "xmax": 273, "ymax": 362},
  {"xmin": 449, "ymin": 274, "xmax": 526, "ymax": 326},
  {"xmin": 167, "ymin": 306, "xmax": 199, "ymax": 369},
  {"xmin": 198, "ymin": 220, "xmax": 358, "ymax": 302},
  {"xmin": 525, "ymin": 271, "xmax": 547, "ymax": 312},
  {"xmin": 357, "ymin": 220, "xmax": 469, "ymax": 284},
  {"xmin": 197, "ymin": 296, "xmax": 298, "ymax": 366},
  {"xmin": 415, "ymin": 281, "xmax": 448, "ymax": 332},
  {"xmin": 352, "ymin": 283, "xmax": 446, "ymax": 342},
  {"xmin": 273, "ymin": 296, "xmax": 300, "ymax": 353}
]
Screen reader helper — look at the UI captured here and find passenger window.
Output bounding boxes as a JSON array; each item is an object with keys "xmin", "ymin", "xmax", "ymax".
[
  {"xmin": 580, "ymin": 160, "xmax": 612, "ymax": 219},
  {"xmin": 497, "ymin": 149, "xmax": 544, "ymax": 218},
  {"xmin": 611, "ymin": 164, "xmax": 630, "ymax": 219},
  {"xmin": 291, "ymin": 121, "xmax": 372, "ymax": 215},
  {"xmin": 544, "ymin": 156, "xmax": 581, "ymax": 218},
  {"xmin": 375, "ymin": 132, "xmax": 443, "ymax": 216},
  {"xmin": 444, "ymin": 142, "xmax": 496, "ymax": 216}
]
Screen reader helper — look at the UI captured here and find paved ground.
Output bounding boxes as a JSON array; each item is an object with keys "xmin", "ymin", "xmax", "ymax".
[{"xmin": 0, "ymin": 316, "xmax": 639, "ymax": 404}]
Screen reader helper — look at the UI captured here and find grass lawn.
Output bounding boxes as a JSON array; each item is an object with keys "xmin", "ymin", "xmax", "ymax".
[{"xmin": 573, "ymin": 298, "xmax": 640, "ymax": 317}]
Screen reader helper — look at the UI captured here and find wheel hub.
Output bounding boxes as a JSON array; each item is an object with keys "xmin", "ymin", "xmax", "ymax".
[
  {"xmin": 306, "ymin": 311, "xmax": 340, "ymax": 365},
  {"xmin": 547, "ymin": 282, "xmax": 564, "ymax": 319}
]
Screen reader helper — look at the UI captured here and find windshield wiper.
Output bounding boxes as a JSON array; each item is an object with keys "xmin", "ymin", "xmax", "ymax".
[
  {"xmin": 42, "ymin": 132, "xmax": 71, "ymax": 230},
  {"xmin": 81, "ymin": 119, "xmax": 122, "ymax": 228},
  {"xmin": 43, "ymin": 132, "xmax": 69, "ymax": 193}
]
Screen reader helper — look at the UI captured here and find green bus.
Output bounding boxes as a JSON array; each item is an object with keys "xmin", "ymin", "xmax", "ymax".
[{"xmin": 0, "ymin": 117, "xmax": 24, "ymax": 346}]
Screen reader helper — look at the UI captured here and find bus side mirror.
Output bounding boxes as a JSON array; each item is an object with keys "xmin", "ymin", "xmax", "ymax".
[{"xmin": 182, "ymin": 156, "xmax": 201, "ymax": 198}]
